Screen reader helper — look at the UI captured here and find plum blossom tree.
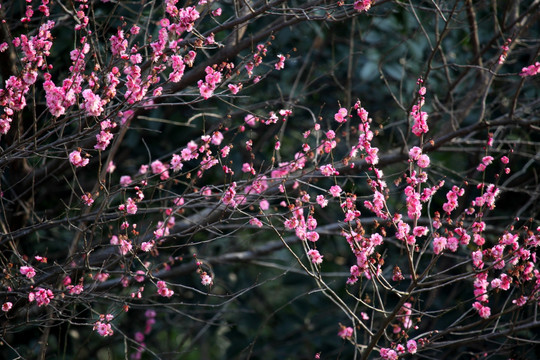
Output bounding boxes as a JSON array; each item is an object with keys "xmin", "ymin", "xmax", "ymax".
[{"xmin": 1, "ymin": 0, "xmax": 540, "ymax": 359}]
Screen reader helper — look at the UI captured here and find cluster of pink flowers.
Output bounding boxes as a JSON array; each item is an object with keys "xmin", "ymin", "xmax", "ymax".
[
  {"xmin": 472, "ymin": 301, "xmax": 491, "ymax": 319},
  {"xmin": 363, "ymin": 190, "xmax": 387, "ymax": 219},
  {"xmin": 320, "ymin": 164, "xmax": 339, "ymax": 176},
  {"xmin": 472, "ymin": 183, "xmax": 499, "ymax": 210},
  {"xmin": 153, "ymin": 216, "xmax": 175, "ymax": 239},
  {"xmin": 176, "ymin": 6, "xmax": 200, "ymax": 33},
  {"xmin": 520, "ymin": 62, "xmax": 540, "ymax": 77},
  {"xmin": 200, "ymin": 272, "xmax": 213, "ymax": 286},
  {"xmin": 197, "ymin": 66, "xmax": 223, "ymax": 99},
  {"xmin": 169, "ymin": 55, "xmax": 186, "ymax": 82},
  {"xmin": 43, "ymin": 72, "xmax": 80, "ymax": 118},
  {"xmin": 307, "ymin": 249, "xmax": 323, "ymax": 264},
  {"xmin": 5, "ymin": 2, "xmax": 538, "ymax": 355},
  {"xmin": 334, "ymin": 107, "xmax": 348, "ymax": 123},
  {"xmin": 396, "ymin": 302, "xmax": 413, "ymax": 331},
  {"xmin": 156, "ymin": 280, "xmax": 174, "ymax": 297},
  {"xmin": 64, "ymin": 276, "xmax": 84, "ymax": 295},
  {"xmin": 249, "ymin": 217, "xmax": 263, "ymax": 228},
  {"xmin": 498, "ymin": 38, "xmax": 511, "ymax": 64},
  {"xmin": 2, "ymin": 302, "xmax": 13, "ymax": 312},
  {"xmin": 131, "ymin": 310, "xmax": 157, "ymax": 359},
  {"xmin": 110, "ymin": 235, "xmax": 133, "ymax": 255},
  {"xmin": 228, "ymin": 83, "xmax": 242, "ymax": 94},
  {"xmin": 410, "ymin": 80, "xmax": 429, "ymax": 136},
  {"xmin": 275, "ymin": 54, "xmax": 286, "ymax": 70},
  {"xmin": 379, "ymin": 339, "xmax": 417, "ymax": 359},
  {"xmin": 81, "ymin": 89, "xmax": 104, "ymax": 117},
  {"xmin": 476, "ymin": 155, "xmax": 494, "ymax": 172},
  {"xmin": 94, "ymin": 314, "xmax": 114, "ymax": 337},
  {"xmin": 245, "ymin": 44, "xmax": 268, "ymax": 78},
  {"xmin": 329, "ymin": 185, "xmax": 342, "ymax": 197},
  {"xmin": 354, "ymin": 0, "xmax": 373, "ymax": 12},
  {"xmin": 151, "ymin": 159, "xmax": 170, "ymax": 180},
  {"xmin": 442, "ymin": 185, "xmax": 464, "ymax": 214},
  {"xmin": 28, "ymin": 288, "xmax": 54, "ymax": 307},
  {"xmin": 0, "ymin": 20, "xmax": 55, "ymax": 134},
  {"xmin": 20, "ymin": 265, "xmax": 36, "ymax": 279},
  {"xmin": 350, "ymin": 101, "xmax": 380, "ymax": 165},
  {"xmin": 110, "ymin": 29, "xmax": 128, "ymax": 58},
  {"xmin": 69, "ymin": 150, "xmax": 89, "ymax": 167},
  {"xmin": 118, "ymin": 197, "xmax": 138, "ymax": 215},
  {"xmin": 345, "ymin": 232, "xmax": 384, "ymax": 284},
  {"xmin": 338, "ymin": 325, "xmax": 353, "ymax": 339}
]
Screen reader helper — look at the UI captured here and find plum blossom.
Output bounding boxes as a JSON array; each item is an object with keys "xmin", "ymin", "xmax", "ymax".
[
  {"xmin": 409, "ymin": 146, "xmax": 422, "ymax": 161},
  {"xmin": 169, "ymin": 55, "xmax": 185, "ymax": 82},
  {"xmin": 2, "ymin": 302, "xmax": 12, "ymax": 312},
  {"xmin": 125, "ymin": 197, "xmax": 138, "ymax": 215},
  {"xmin": 472, "ymin": 250, "xmax": 484, "ymax": 269},
  {"xmin": 275, "ymin": 54, "xmax": 286, "ymax": 70},
  {"xmin": 329, "ymin": 185, "xmax": 342, "ymax": 197},
  {"xmin": 69, "ymin": 150, "xmax": 89, "ymax": 167},
  {"xmin": 95, "ymin": 131, "xmax": 113, "ymax": 151},
  {"xmin": 28, "ymin": 288, "xmax": 54, "ymax": 307},
  {"xmin": 228, "ymin": 83, "xmax": 242, "ymax": 94},
  {"xmin": 81, "ymin": 193, "xmax": 94, "ymax": 206},
  {"xmin": 156, "ymin": 280, "xmax": 174, "ymax": 297},
  {"xmin": 472, "ymin": 301, "xmax": 491, "ymax": 318},
  {"xmin": 141, "ymin": 240, "xmax": 154, "ymax": 252},
  {"xmin": 120, "ymin": 176, "xmax": 132, "ymax": 187},
  {"xmin": 433, "ymin": 236, "xmax": 447, "ymax": 254},
  {"xmin": 170, "ymin": 154, "xmax": 183, "ymax": 172},
  {"xmin": 110, "ymin": 29, "xmax": 128, "ymax": 57},
  {"xmin": 442, "ymin": 186, "xmax": 464, "ymax": 214},
  {"xmin": 520, "ymin": 62, "xmax": 540, "ymax": 77},
  {"xmin": 410, "ymin": 83, "xmax": 429, "ymax": 136},
  {"xmin": 249, "ymin": 218, "xmax": 263, "ymax": 228},
  {"xmin": 316, "ymin": 195, "xmax": 328, "ymax": 208},
  {"xmin": 512, "ymin": 295, "xmax": 528, "ymax": 307},
  {"xmin": 320, "ymin": 164, "xmax": 339, "ymax": 176},
  {"xmin": 201, "ymin": 273, "xmax": 213, "ymax": 286},
  {"xmin": 81, "ymin": 89, "xmax": 104, "ymax": 117},
  {"xmin": 411, "ymin": 106, "xmax": 429, "ymax": 136},
  {"xmin": 338, "ymin": 325, "xmax": 353, "ymax": 339},
  {"xmin": 407, "ymin": 340, "xmax": 417, "ymax": 354},
  {"xmin": 20, "ymin": 265, "xmax": 36, "ymax": 279},
  {"xmin": 307, "ymin": 249, "xmax": 323, "ymax": 264},
  {"xmin": 354, "ymin": 0, "xmax": 373, "ymax": 12},
  {"xmin": 334, "ymin": 107, "xmax": 348, "ymax": 123},
  {"xmin": 94, "ymin": 321, "xmax": 114, "ymax": 337},
  {"xmin": 151, "ymin": 160, "xmax": 170, "ymax": 180},
  {"xmin": 417, "ymin": 154, "xmax": 430, "ymax": 168},
  {"xmin": 259, "ymin": 199, "xmax": 270, "ymax": 210},
  {"xmin": 306, "ymin": 231, "xmax": 320, "ymax": 242},
  {"xmin": 413, "ymin": 226, "xmax": 428, "ymax": 237},
  {"xmin": 380, "ymin": 348, "xmax": 398, "ymax": 360}
]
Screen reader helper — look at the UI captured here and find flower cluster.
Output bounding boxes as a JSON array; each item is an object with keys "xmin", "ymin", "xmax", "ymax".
[
  {"xmin": 410, "ymin": 80, "xmax": 429, "ymax": 136},
  {"xmin": 156, "ymin": 280, "xmax": 174, "ymax": 297},
  {"xmin": 28, "ymin": 288, "xmax": 54, "ymax": 307},
  {"xmin": 94, "ymin": 314, "xmax": 114, "ymax": 337},
  {"xmin": 520, "ymin": 62, "xmax": 540, "ymax": 77}
]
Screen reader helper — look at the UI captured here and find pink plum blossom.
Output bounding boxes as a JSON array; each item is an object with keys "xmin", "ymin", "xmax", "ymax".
[
  {"xmin": 69, "ymin": 150, "xmax": 89, "ymax": 167},
  {"xmin": 307, "ymin": 249, "xmax": 323, "ymax": 264},
  {"xmin": 20, "ymin": 266, "xmax": 36, "ymax": 279},
  {"xmin": 329, "ymin": 185, "xmax": 342, "ymax": 197},
  {"xmin": 334, "ymin": 107, "xmax": 348, "ymax": 123}
]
